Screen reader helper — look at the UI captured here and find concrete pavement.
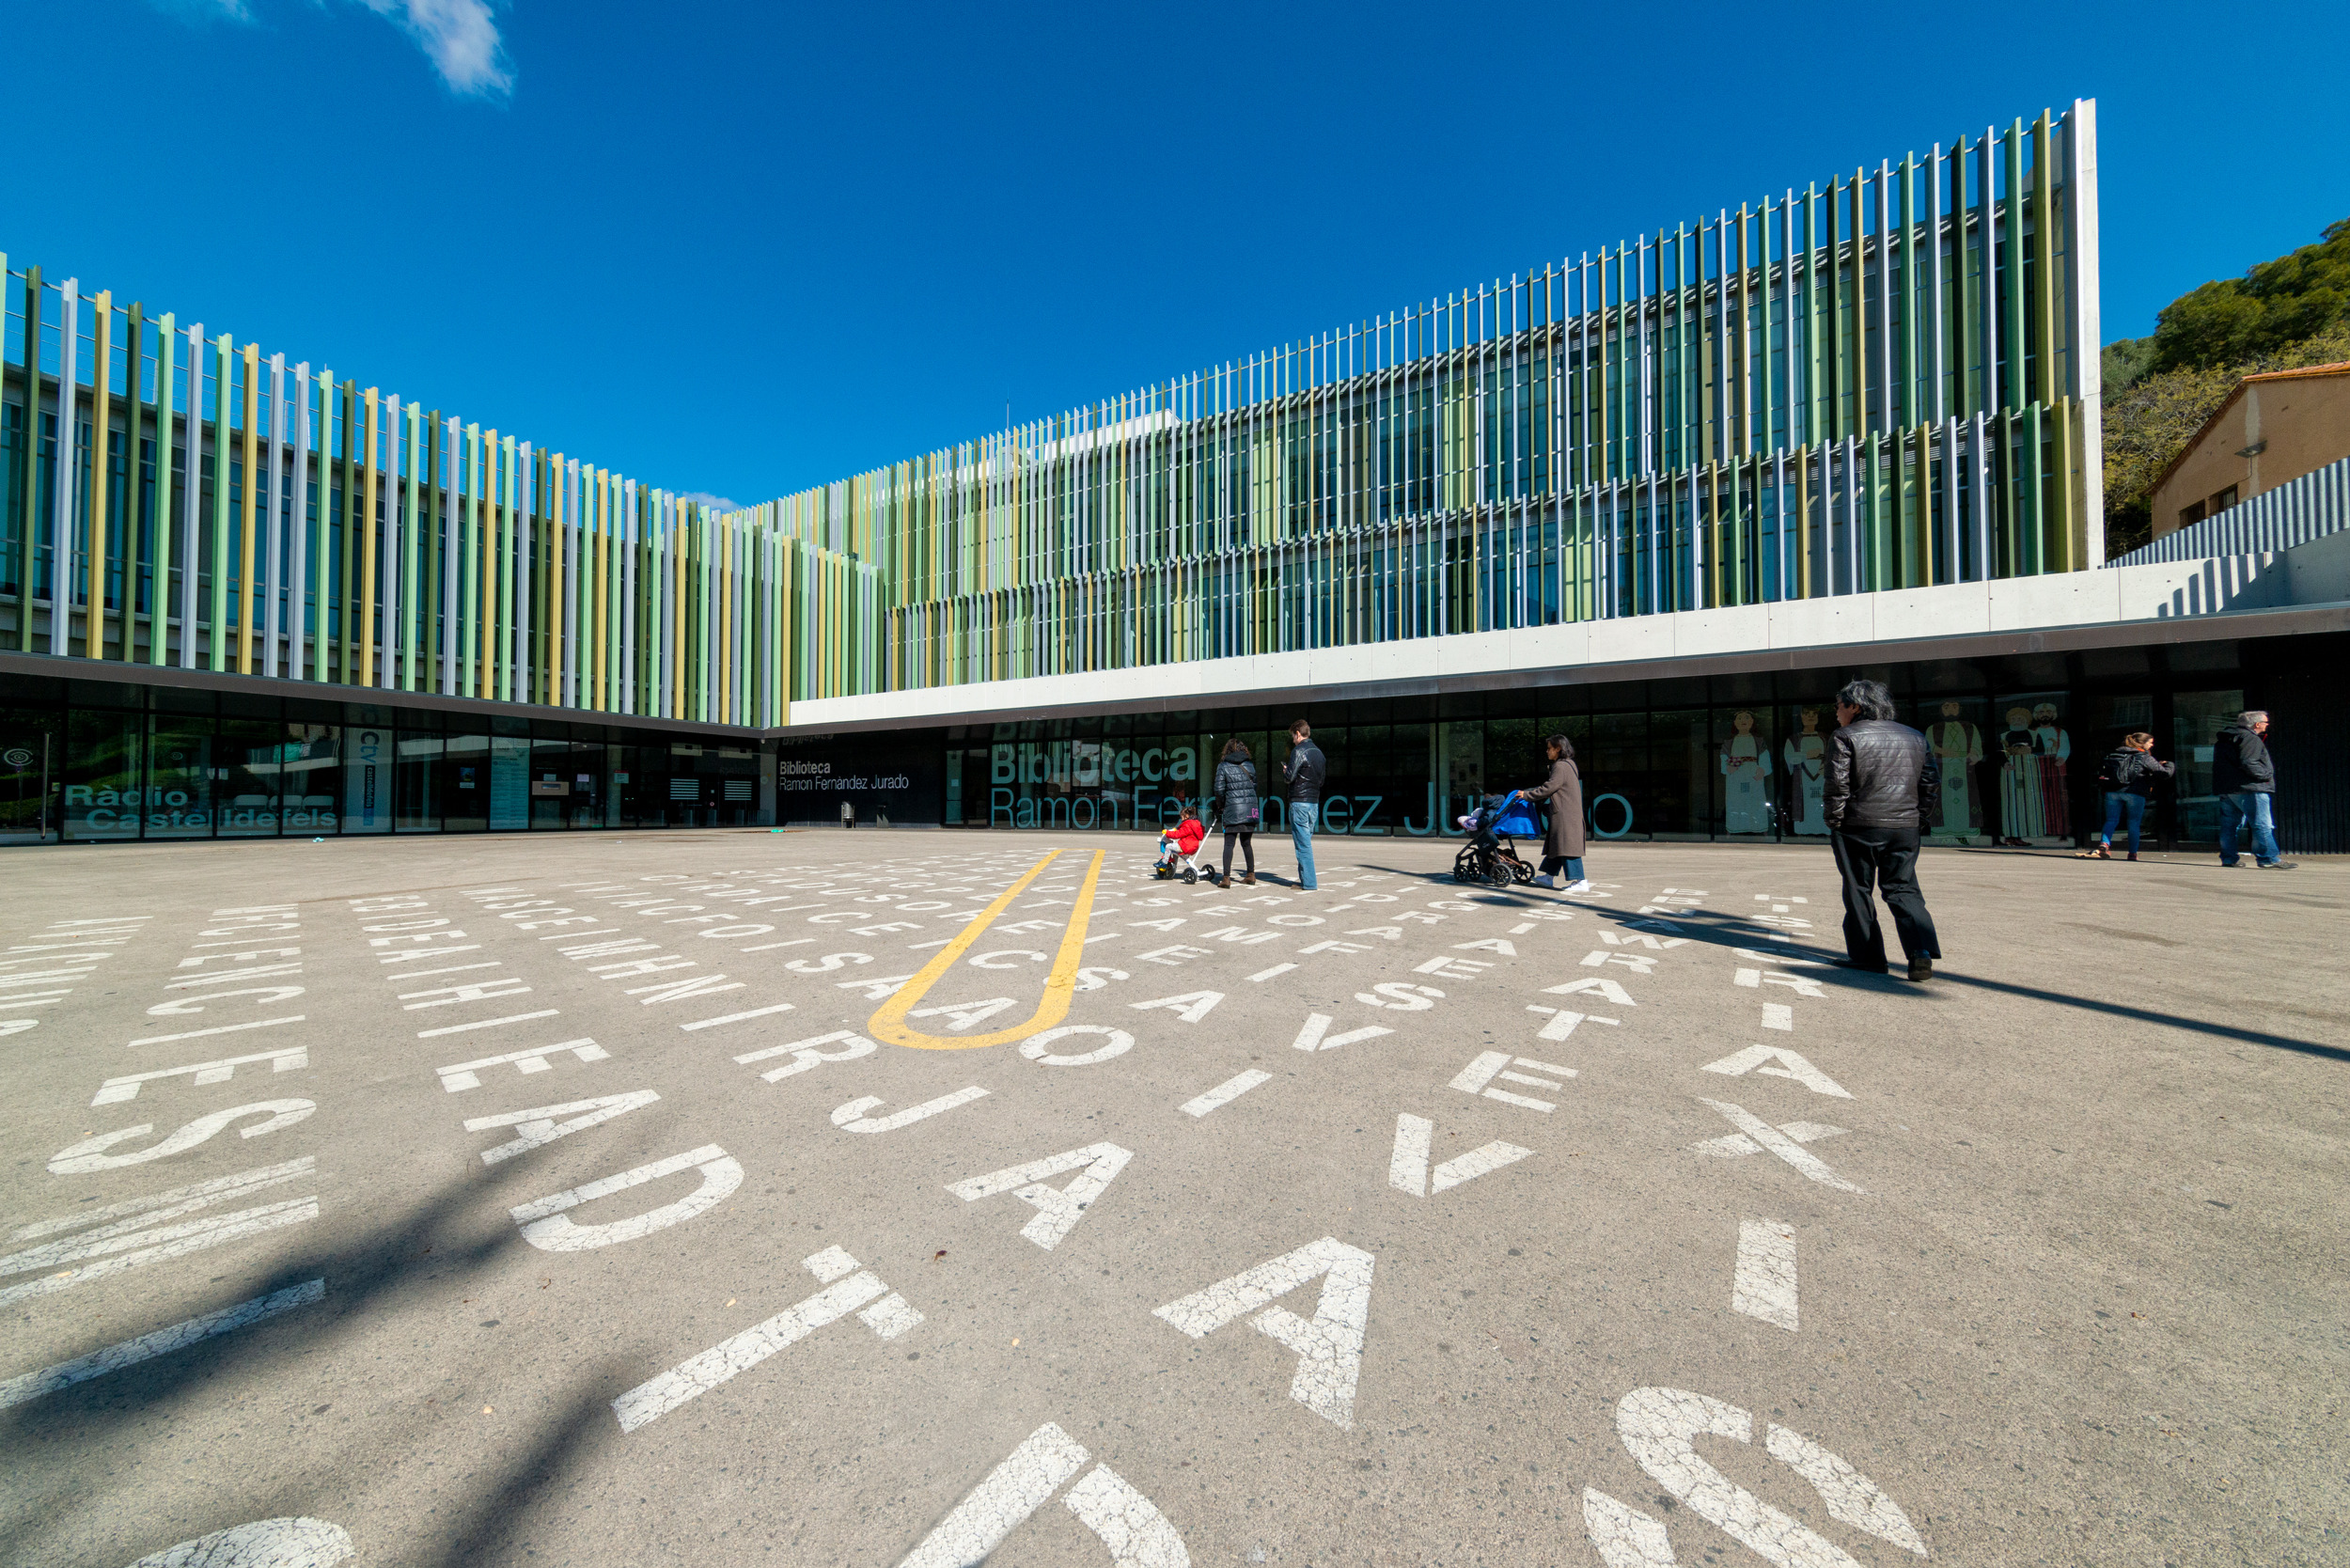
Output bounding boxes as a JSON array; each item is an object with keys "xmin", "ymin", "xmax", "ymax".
[{"xmin": 1, "ymin": 829, "xmax": 2342, "ymax": 1567}]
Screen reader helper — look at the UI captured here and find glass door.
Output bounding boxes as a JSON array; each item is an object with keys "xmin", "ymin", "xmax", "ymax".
[
  {"xmin": 2170, "ymin": 689, "xmax": 2246, "ymax": 843},
  {"xmin": 0, "ymin": 710, "xmax": 59, "ymax": 843}
]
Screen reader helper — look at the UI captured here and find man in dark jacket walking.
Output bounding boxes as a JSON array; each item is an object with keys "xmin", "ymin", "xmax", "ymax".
[
  {"xmin": 2212, "ymin": 710, "xmax": 2295, "ymax": 870},
  {"xmin": 1823, "ymin": 679, "xmax": 1944, "ymax": 980},
  {"xmin": 1281, "ymin": 721, "xmax": 1326, "ymax": 890}
]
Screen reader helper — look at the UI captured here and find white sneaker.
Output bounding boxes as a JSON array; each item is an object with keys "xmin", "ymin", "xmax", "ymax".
[
  {"xmin": 1533, "ymin": 874, "xmax": 1558, "ymax": 889},
  {"xmin": 1564, "ymin": 879, "xmax": 1592, "ymax": 893}
]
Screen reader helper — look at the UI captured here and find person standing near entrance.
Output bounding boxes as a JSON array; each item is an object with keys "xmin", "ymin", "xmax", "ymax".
[
  {"xmin": 2214, "ymin": 710, "xmax": 2295, "ymax": 870},
  {"xmin": 1823, "ymin": 679, "xmax": 1944, "ymax": 980},
  {"xmin": 1281, "ymin": 720, "xmax": 1325, "ymax": 890},
  {"xmin": 1210, "ymin": 737, "xmax": 1260, "ymax": 886},
  {"xmin": 1514, "ymin": 734, "xmax": 1588, "ymax": 891}
]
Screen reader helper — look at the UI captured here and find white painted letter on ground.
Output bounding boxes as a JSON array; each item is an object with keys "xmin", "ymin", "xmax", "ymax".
[
  {"xmin": 1699, "ymin": 1045, "xmax": 1850, "ymax": 1099},
  {"xmin": 1387, "ymin": 1114, "xmax": 1533, "ymax": 1197},
  {"xmin": 1732, "ymin": 1218, "xmax": 1798, "ymax": 1332},
  {"xmin": 509, "ymin": 1145, "xmax": 744, "ymax": 1251},
  {"xmin": 613, "ymin": 1246, "xmax": 920, "ymax": 1433},
  {"xmin": 895, "ymin": 1422, "xmax": 1190, "ymax": 1568},
  {"xmin": 947, "ymin": 1143, "xmax": 1133, "ymax": 1251},
  {"xmin": 831, "ymin": 1088, "xmax": 990, "ymax": 1134},
  {"xmin": 1153, "ymin": 1236, "xmax": 1374, "ymax": 1428}
]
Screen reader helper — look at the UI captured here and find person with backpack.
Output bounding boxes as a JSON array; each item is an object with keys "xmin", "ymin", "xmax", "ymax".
[
  {"xmin": 2083, "ymin": 732, "xmax": 2173, "ymax": 861},
  {"xmin": 1208, "ymin": 737, "xmax": 1261, "ymax": 886}
]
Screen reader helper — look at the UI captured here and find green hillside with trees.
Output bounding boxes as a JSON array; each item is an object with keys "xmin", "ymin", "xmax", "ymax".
[{"xmin": 2102, "ymin": 218, "xmax": 2350, "ymax": 555}]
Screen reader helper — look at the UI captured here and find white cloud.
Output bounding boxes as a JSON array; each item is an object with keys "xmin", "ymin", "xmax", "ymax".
[
  {"xmin": 680, "ymin": 492, "xmax": 744, "ymax": 515},
  {"xmin": 358, "ymin": 0, "xmax": 513, "ymax": 99},
  {"xmin": 148, "ymin": 0, "xmax": 255, "ymax": 21}
]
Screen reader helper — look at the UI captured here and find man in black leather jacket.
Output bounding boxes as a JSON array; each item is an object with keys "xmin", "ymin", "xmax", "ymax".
[
  {"xmin": 1823, "ymin": 679, "xmax": 1944, "ymax": 980},
  {"xmin": 1281, "ymin": 721, "xmax": 1327, "ymax": 890}
]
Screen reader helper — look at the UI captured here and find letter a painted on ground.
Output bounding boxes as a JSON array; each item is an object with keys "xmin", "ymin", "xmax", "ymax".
[
  {"xmin": 1699, "ymin": 1044, "xmax": 1851, "ymax": 1098},
  {"xmin": 1152, "ymin": 1236, "xmax": 1374, "ymax": 1428}
]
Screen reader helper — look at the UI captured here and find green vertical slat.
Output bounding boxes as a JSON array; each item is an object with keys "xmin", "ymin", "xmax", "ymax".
[
  {"xmin": 2020, "ymin": 402, "xmax": 2042, "ymax": 576},
  {"xmin": 337, "ymin": 382, "xmax": 354, "ymax": 682},
  {"xmin": 402, "ymin": 406, "xmax": 419, "ymax": 690},
  {"xmin": 149, "ymin": 311, "xmax": 175, "ymax": 666},
  {"xmin": 499, "ymin": 434, "xmax": 514, "ymax": 703},
  {"xmin": 1897, "ymin": 153, "xmax": 1916, "ymax": 431},
  {"xmin": 1802, "ymin": 186, "xmax": 1820, "ymax": 463}
]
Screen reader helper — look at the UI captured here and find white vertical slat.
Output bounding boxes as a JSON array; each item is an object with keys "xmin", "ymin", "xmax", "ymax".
[
  {"xmin": 264, "ymin": 353, "xmax": 285, "ymax": 676},
  {"xmin": 1977, "ymin": 130, "xmax": 1998, "ymax": 419},
  {"xmin": 2067, "ymin": 99, "xmax": 2105, "ymax": 560},
  {"xmin": 405, "ymin": 402, "xmax": 422, "ymax": 691},
  {"xmin": 1872, "ymin": 163, "xmax": 1893, "ymax": 443},
  {"xmin": 1939, "ymin": 418, "xmax": 1961, "ymax": 585},
  {"xmin": 620, "ymin": 478, "xmax": 637, "ymax": 715},
  {"xmin": 1970, "ymin": 412, "xmax": 1992, "ymax": 580},
  {"xmin": 441, "ymin": 416, "xmax": 460, "ymax": 696},
  {"xmin": 1928, "ymin": 146, "xmax": 1947, "ymax": 425},
  {"xmin": 561, "ymin": 459, "xmax": 578, "ymax": 707},
  {"xmin": 290, "ymin": 362, "xmax": 310, "ymax": 681},
  {"xmin": 516, "ymin": 442, "xmax": 532, "ymax": 704}
]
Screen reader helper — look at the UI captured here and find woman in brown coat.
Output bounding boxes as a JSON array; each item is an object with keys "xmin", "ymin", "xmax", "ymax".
[{"xmin": 1515, "ymin": 734, "xmax": 1589, "ymax": 891}]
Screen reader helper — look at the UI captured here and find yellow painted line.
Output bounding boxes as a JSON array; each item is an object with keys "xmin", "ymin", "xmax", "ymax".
[{"xmin": 868, "ymin": 848, "xmax": 1107, "ymax": 1051}]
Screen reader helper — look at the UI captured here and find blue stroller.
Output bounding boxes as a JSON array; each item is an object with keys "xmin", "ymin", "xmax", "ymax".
[{"xmin": 1452, "ymin": 794, "xmax": 1539, "ymax": 886}]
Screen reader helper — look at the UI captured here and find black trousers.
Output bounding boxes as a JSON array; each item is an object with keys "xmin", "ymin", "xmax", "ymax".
[
  {"xmin": 1220, "ymin": 827, "xmax": 1255, "ymax": 878},
  {"xmin": 1830, "ymin": 824, "xmax": 1941, "ymax": 968}
]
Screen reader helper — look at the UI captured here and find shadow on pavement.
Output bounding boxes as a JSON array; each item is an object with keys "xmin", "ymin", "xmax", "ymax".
[
  {"xmin": 1355, "ymin": 865, "xmax": 2350, "ymax": 1065},
  {"xmin": 0, "ymin": 1159, "xmax": 637, "ymax": 1568}
]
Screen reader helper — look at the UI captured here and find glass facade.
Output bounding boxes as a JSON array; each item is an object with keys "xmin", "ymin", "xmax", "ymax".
[
  {"xmin": 3, "ymin": 630, "xmax": 2340, "ymax": 850},
  {"xmin": 0, "ymin": 675, "xmax": 766, "ymax": 844},
  {"xmin": 912, "ymin": 634, "xmax": 2326, "ymax": 849}
]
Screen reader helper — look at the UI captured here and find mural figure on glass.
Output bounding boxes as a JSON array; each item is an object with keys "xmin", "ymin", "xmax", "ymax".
[
  {"xmin": 1784, "ymin": 708, "xmax": 1829, "ymax": 837},
  {"xmin": 1721, "ymin": 711, "xmax": 1774, "ymax": 835},
  {"xmin": 1998, "ymin": 707, "xmax": 2041, "ymax": 843},
  {"xmin": 2030, "ymin": 703, "xmax": 2073, "ymax": 839},
  {"xmin": 1998, "ymin": 703, "xmax": 2074, "ymax": 845},
  {"xmin": 1926, "ymin": 700, "xmax": 1982, "ymax": 842}
]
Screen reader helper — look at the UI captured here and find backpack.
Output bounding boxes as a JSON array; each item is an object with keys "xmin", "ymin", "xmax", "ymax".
[{"xmin": 2096, "ymin": 751, "xmax": 2135, "ymax": 792}]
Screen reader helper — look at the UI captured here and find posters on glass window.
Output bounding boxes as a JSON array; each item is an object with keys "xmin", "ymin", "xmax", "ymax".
[
  {"xmin": 1922, "ymin": 699, "xmax": 1987, "ymax": 844},
  {"xmin": 1782, "ymin": 705, "xmax": 1831, "ymax": 836},
  {"xmin": 1994, "ymin": 694, "xmax": 2073, "ymax": 846},
  {"xmin": 1718, "ymin": 710, "xmax": 1775, "ymax": 836}
]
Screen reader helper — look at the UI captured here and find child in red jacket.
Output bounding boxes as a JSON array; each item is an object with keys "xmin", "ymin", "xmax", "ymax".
[{"xmin": 1155, "ymin": 808, "xmax": 1207, "ymax": 879}]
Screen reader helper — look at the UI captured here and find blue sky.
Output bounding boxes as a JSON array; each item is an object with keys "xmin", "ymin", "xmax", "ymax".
[{"xmin": 4, "ymin": 1, "xmax": 2345, "ymax": 510}]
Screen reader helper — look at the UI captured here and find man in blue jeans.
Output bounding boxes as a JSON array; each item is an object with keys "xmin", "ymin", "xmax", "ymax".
[
  {"xmin": 1282, "ymin": 720, "xmax": 1326, "ymax": 890},
  {"xmin": 2212, "ymin": 709, "xmax": 2296, "ymax": 870}
]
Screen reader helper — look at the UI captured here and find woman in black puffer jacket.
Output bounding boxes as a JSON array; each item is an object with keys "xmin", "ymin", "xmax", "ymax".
[{"xmin": 1210, "ymin": 738, "xmax": 1261, "ymax": 886}]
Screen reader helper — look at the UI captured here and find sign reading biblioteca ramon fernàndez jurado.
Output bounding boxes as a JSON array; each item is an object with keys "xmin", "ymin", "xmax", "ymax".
[{"xmin": 776, "ymin": 740, "xmax": 936, "ymax": 825}]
